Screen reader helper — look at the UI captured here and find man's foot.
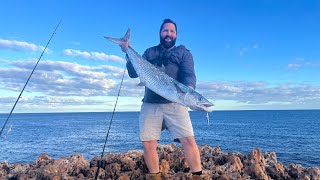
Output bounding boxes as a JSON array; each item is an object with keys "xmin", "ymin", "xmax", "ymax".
[
  {"xmin": 191, "ymin": 174, "xmax": 210, "ymax": 180},
  {"xmin": 145, "ymin": 172, "xmax": 162, "ymax": 180}
]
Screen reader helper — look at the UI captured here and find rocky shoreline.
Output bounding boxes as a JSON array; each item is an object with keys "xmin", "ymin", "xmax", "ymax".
[{"xmin": 1, "ymin": 144, "xmax": 319, "ymax": 179}]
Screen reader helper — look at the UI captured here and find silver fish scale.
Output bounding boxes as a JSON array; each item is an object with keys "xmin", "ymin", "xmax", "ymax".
[{"xmin": 126, "ymin": 48, "xmax": 184, "ymax": 105}]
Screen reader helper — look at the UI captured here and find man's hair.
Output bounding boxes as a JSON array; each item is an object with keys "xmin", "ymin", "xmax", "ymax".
[{"xmin": 159, "ymin": 18, "xmax": 177, "ymax": 34}]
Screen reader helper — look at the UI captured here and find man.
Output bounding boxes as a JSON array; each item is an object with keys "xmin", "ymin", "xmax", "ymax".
[{"xmin": 120, "ymin": 19, "xmax": 208, "ymax": 180}]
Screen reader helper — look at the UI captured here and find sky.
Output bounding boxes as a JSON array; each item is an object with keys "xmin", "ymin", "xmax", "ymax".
[{"xmin": 0, "ymin": 0, "xmax": 320, "ymax": 113}]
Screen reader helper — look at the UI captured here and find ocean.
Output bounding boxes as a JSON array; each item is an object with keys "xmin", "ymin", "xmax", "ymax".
[{"xmin": 0, "ymin": 110, "xmax": 319, "ymax": 167}]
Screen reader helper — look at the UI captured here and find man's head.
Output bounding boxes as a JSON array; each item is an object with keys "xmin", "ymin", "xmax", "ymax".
[{"xmin": 159, "ymin": 18, "xmax": 177, "ymax": 49}]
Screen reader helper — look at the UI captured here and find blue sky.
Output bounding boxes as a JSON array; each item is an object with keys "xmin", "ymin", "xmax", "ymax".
[{"xmin": 1, "ymin": 0, "xmax": 320, "ymax": 113}]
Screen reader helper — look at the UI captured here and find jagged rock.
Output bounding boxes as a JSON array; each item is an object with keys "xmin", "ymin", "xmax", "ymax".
[
  {"xmin": 1, "ymin": 144, "xmax": 319, "ymax": 179},
  {"xmin": 0, "ymin": 161, "xmax": 10, "ymax": 178},
  {"xmin": 266, "ymin": 162, "xmax": 288, "ymax": 179},
  {"xmin": 306, "ymin": 167, "xmax": 320, "ymax": 180},
  {"xmin": 264, "ymin": 151, "xmax": 277, "ymax": 164},
  {"xmin": 288, "ymin": 163, "xmax": 305, "ymax": 179},
  {"xmin": 160, "ymin": 159, "xmax": 170, "ymax": 174},
  {"xmin": 249, "ymin": 148, "xmax": 266, "ymax": 166},
  {"xmin": 243, "ymin": 148, "xmax": 269, "ymax": 180},
  {"xmin": 227, "ymin": 155, "xmax": 243, "ymax": 173}
]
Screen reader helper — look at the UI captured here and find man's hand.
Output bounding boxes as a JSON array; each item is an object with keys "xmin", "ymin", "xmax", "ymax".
[
  {"xmin": 188, "ymin": 85, "xmax": 195, "ymax": 90},
  {"xmin": 119, "ymin": 40, "xmax": 130, "ymax": 53}
]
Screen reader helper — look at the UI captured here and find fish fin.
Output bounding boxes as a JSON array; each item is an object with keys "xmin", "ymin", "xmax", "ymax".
[
  {"xmin": 173, "ymin": 80, "xmax": 190, "ymax": 94},
  {"xmin": 137, "ymin": 81, "xmax": 146, "ymax": 86},
  {"xmin": 104, "ymin": 28, "xmax": 131, "ymax": 45},
  {"xmin": 173, "ymin": 83, "xmax": 185, "ymax": 94}
]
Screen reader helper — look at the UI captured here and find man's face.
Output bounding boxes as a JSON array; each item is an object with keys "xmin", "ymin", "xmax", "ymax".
[{"xmin": 160, "ymin": 23, "xmax": 177, "ymax": 49}]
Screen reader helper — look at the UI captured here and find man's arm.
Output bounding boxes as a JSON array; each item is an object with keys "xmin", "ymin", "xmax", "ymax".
[
  {"xmin": 119, "ymin": 40, "xmax": 139, "ymax": 78},
  {"xmin": 179, "ymin": 50, "xmax": 196, "ymax": 89},
  {"xmin": 126, "ymin": 55, "xmax": 138, "ymax": 78},
  {"xmin": 125, "ymin": 49, "xmax": 150, "ymax": 79}
]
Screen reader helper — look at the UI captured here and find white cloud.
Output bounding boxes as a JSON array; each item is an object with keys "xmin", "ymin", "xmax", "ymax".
[
  {"xmin": 286, "ymin": 58, "xmax": 320, "ymax": 71},
  {"xmin": 100, "ymin": 65, "xmax": 125, "ymax": 73},
  {"xmin": 0, "ymin": 38, "xmax": 48, "ymax": 52},
  {"xmin": 0, "ymin": 60, "xmax": 130, "ymax": 96},
  {"xmin": 2, "ymin": 58, "xmax": 320, "ymax": 105},
  {"xmin": 305, "ymin": 62, "xmax": 320, "ymax": 68},
  {"xmin": 1, "ymin": 58, "xmax": 320, "ymax": 112},
  {"xmin": 294, "ymin": 57, "xmax": 305, "ymax": 62},
  {"xmin": 287, "ymin": 64, "xmax": 301, "ymax": 70},
  {"xmin": 62, "ymin": 49, "xmax": 125, "ymax": 64},
  {"xmin": 3, "ymin": 78, "xmax": 320, "ymax": 112},
  {"xmin": 197, "ymin": 81, "xmax": 320, "ymax": 105},
  {"xmin": 237, "ymin": 43, "xmax": 259, "ymax": 56},
  {"xmin": 63, "ymin": 49, "xmax": 91, "ymax": 58},
  {"xmin": 70, "ymin": 41, "xmax": 80, "ymax": 46}
]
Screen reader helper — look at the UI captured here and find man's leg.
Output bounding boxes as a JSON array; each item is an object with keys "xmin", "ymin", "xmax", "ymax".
[
  {"xmin": 139, "ymin": 103, "xmax": 163, "ymax": 173},
  {"xmin": 143, "ymin": 140, "xmax": 160, "ymax": 173},
  {"xmin": 179, "ymin": 136, "xmax": 202, "ymax": 172}
]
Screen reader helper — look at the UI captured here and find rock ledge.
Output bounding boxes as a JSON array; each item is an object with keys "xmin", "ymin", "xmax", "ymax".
[{"xmin": 1, "ymin": 144, "xmax": 319, "ymax": 179}]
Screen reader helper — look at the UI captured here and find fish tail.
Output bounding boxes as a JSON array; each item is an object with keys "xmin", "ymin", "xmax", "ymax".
[{"xmin": 104, "ymin": 28, "xmax": 130, "ymax": 44}]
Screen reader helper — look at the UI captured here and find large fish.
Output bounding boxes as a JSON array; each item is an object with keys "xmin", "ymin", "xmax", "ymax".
[{"xmin": 104, "ymin": 29, "xmax": 214, "ymax": 124}]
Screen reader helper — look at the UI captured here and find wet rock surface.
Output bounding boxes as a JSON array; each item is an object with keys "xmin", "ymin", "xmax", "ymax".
[{"xmin": 1, "ymin": 144, "xmax": 319, "ymax": 179}]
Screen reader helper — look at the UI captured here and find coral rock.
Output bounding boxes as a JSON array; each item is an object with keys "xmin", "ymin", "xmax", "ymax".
[{"xmin": 1, "ymin": 144, "xmax": 319, "ymax": 179}]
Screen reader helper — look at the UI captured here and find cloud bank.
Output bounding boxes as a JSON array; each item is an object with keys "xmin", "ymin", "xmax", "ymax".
[
  {"xmin": 1, "ymin": 58, "xmax": 320, "ymax": 110},
  {"xmin": 63, "ymin": 49, "xmax": 125, "ymax": 64},
  {"xmin": 0, "ymin": 38, "xmax": 47, "ymax": 52},
  {"xmin": 197, "ymin": 81, "xmax": 320, "ymax": 105}
]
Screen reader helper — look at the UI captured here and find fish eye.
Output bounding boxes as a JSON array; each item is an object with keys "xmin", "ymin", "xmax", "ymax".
[{"xmin": 198, "ymin": 97, "xmax": 203, "ymax": 101}]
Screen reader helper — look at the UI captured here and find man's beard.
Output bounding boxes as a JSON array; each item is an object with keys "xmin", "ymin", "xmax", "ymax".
[{"xmin": 160, "ymin": 35, "xmax": 176, "ymax": 49}]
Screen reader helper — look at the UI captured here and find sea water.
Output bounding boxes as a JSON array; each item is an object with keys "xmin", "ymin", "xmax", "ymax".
[{"xmin": 0, "ymin": 110, "xmax": 319, "ymax": 167}]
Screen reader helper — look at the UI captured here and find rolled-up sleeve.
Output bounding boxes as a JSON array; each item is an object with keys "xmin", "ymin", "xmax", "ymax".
[{"xmin": 126, "ymin": 54, "xmax": 138, "ymax": 78}]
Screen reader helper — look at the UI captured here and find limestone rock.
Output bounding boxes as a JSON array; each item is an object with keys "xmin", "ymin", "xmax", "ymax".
[{"xmin": 1, "ymin": 144, "xmax": 319, "ymax": 179}]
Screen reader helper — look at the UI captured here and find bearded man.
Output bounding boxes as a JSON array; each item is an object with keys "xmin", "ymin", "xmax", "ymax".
[{"xmin": 120, "ymin": 18, "xmax": 208, "ymax": 180}]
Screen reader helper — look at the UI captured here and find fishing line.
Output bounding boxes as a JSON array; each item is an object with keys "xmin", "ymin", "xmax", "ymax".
[
  {"xmin": 95, "ymin": 67, "xmax": 127, "ymax": 180},
  {"xmin": 0, "ymin": 20, "xmax": 62, "ymax": 137}
]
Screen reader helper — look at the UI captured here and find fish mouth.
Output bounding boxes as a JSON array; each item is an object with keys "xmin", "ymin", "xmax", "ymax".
[
  {"xmin": 200, "ymin": 102, "xmax": 214, "ymax": 107},
  {"xmin": 192, "ymin": 102, "xmax": 214, "ymax": 112},
  {"xmin": 193, "ymin": 105, "xmax": 212, "ymax": 112}
]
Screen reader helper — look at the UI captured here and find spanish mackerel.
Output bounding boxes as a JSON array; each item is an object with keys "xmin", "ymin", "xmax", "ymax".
[{"xmin": 104, "ymin": 29, "xmax": 214, "ymax": 124}]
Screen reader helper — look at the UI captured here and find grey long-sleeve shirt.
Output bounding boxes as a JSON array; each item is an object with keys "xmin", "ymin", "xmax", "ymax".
[{"xmin": 126, "ymin": 44, "xmax": 196, "ymax": 103}]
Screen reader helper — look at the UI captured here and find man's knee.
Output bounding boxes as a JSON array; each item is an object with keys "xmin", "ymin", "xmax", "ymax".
[
  {"xmin": 179, "ymin": 136, "xmax": 197, "ymax": 147},
  {"xmin": 142, "ymin": 140, "xmax": 158, "ymax": 151}
]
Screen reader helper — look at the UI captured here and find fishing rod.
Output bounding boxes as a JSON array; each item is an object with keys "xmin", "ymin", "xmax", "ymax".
[
  {"xmin": 95, "ymin": 67, "xmax": 127, "ymax": 180},
  {"xmin": 0, "ymin": 20, "xmax": 62, "ymax": 137}
]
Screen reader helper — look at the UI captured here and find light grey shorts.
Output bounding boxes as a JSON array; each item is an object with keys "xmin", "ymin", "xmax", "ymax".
[{"xmin": 139, "ymin": 102, "xmax": 194, "ymax": 141}]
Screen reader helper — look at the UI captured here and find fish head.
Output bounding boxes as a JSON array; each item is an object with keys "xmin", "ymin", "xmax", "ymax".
[{"xmin": 183, "ymin": 91, "xmax": 214, "ymax": 112}]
